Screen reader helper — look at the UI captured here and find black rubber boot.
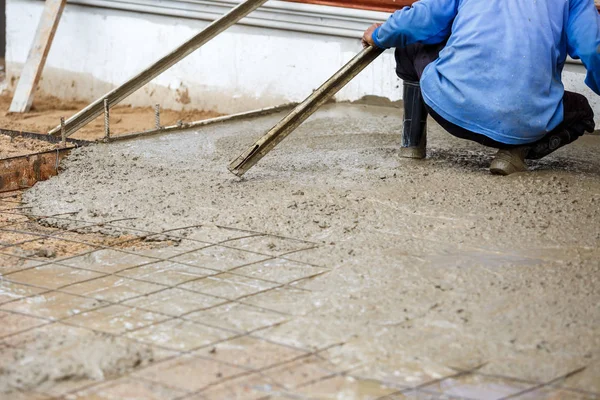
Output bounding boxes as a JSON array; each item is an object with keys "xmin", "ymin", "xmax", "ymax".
[{"xmin": 400, "ymin": 81, "xmax": 427, "ymax": 159}]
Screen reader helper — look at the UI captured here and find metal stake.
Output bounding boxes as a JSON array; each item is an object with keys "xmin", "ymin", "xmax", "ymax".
[
  {"xmin": 60, "ymin": 117, "xmax": 66, "ymax": 146},
  {"xmin": 103, "ymin": 99, "xmax": 110, "ymax": 141},
  {"xmin": 228, "ymin": 46, "xmax": 385, "ymax": 177},
  {"xmin": 155, "ymin": 104, "xmax": 161, "ymax": 130}
]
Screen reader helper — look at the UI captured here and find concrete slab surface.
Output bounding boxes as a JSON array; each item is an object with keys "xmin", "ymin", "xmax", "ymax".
[{"xmin": 1, "ymin": 103, "xmax": 599, "ymax": 398}]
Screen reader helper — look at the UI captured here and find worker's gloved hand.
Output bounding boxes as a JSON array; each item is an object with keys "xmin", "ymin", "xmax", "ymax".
[{"xmin": 362, "ymin": 23, "xmax": 383, "ymax": 48}]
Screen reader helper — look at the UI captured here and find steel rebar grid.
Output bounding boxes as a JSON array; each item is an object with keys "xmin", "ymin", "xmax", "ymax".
[{"xmin": 1, "ymin": 191, "xmax": 597, "ymax": 399}]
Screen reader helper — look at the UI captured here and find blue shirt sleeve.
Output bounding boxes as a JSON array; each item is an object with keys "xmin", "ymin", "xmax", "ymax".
[
  {"xmin": 567, "ymin": 0, "xmax": 600, "ymax": 95},
  {"xmin": 373, "ymin": 0, "xmax": 459, "ymax": 49}
]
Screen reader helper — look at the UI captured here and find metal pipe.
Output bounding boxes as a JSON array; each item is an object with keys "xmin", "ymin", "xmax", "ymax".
[
  {"xmin": 48, "ymin": 0, "xmax": 269, "ymax": 138},
  {"xmin": 228, "ymin": 45, "xmax": 384, "ymax": 177}
]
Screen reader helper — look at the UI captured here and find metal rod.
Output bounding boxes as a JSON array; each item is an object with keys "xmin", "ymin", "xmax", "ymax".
[
  {"xmin": 0, "ymin": 128, "xmax": 90, "ymax": 146},
  {"xmin": 228, "ymin": 46, "xmax": 384, "ymax": 177},
  {"xmin": 60, "ymin": 117, "xmax": 66, "ymax": 146},
  {"xmin": 155, "ymin": 104, "xmax": 161, "ymax": 130},
  {"xmin": 107, "ymin": 102, "xmax": 298, "ymax": 143},
  {"xmin": 48, "ymin": 0, "xmax": 269, "ymax": 138},
  {"xmin": 103, "ymin": 99, "xmax": 110, "ymax": 140}
]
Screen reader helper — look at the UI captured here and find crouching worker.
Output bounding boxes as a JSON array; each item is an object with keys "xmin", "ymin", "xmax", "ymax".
[{"xmin": 362, "ymin": 0, "xmax": 600, "ymax": 175}]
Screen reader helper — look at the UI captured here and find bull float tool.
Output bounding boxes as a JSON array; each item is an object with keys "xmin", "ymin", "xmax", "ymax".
[
  {"xmin": 49, "ymin": 0, "xmax": 269, "ymax": 138},
  {"xmin": 228, "ymin": 45, "xmax": 384, "ymax": 177}
]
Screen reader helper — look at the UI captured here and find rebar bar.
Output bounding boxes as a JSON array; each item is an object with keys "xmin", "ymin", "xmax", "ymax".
[
  {"xmin": 155, "ymin": 104, "xmax": 161, "ymax": 130},
  {"xmin": 103, "ymin": 99, "xmax": 110, "ymax": 140},
  {"xmin": 60, "ymin": 117, "xmax": 66, "ymax": 146}
]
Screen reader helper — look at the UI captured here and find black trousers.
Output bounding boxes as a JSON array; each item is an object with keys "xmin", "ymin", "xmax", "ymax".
[{"xmin": 395, "ymin": 44, "xmax": 596, "ymax": 159}]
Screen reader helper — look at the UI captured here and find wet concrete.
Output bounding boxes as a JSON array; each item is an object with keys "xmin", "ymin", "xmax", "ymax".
[
  {"xmin": 22, "ymin": 103, "xmax": 600, "ymax": 392},
  {"xmin": 0, "ymin": 324, "xmax": 154, "ymax": 393}
]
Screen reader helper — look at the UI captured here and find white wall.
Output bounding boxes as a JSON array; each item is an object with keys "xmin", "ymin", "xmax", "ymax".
[
  {"xmin": 6, "ymin": 0, "xmax": 400, "ymax": 114},
  {"xmin": 6, "ymin": 0, "xmax": 598, "ymax": 127}
]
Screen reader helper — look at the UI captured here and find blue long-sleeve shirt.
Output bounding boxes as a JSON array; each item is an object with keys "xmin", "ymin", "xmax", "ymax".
[{"xmin": 372, "ymin": 0, "xmax": 600, "ymax": 145}]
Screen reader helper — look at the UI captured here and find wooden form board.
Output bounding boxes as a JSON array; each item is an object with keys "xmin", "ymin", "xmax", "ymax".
[
  {"xmin": 9, "ymin": 0, "xmax": 66, "ymax": 113},
  {"xmin": 0, "ymin": 148, "xmax": 73, "ymax": 192}
]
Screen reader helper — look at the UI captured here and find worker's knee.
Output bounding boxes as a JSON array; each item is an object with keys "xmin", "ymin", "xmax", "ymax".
[{"xmin": 563, "ymin": 91, "xmax": 595, "ymax": 127}]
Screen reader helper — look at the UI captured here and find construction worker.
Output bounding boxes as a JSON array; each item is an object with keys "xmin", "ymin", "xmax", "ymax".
[{"xmin": 362, "ymin": 0, "xmax": 599, "ymax": 175}]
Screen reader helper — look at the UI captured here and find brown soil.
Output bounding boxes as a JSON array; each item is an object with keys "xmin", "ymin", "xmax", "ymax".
[
  {"xmin": 0, "ymin": 135, "xmax": 60, "ymax": 159},
  {"xmin": 0, "ymin": 92, "xmax": 222, "ymax": 142}
]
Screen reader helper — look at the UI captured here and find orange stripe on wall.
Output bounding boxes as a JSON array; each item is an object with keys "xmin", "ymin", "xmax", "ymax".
[
  {"xmin": 284, "ymin": 0, "xmax": 411, "ymax": 12},
  {"xmin": 285, "ymin": 0, "xmax": 599, "ymax": 13}
]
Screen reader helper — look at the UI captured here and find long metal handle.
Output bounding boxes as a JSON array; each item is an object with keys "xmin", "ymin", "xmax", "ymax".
[
  {"xmin": 228, "ymin": 45, "xmax": 384, "ymax": 177},
  {"xmin": 49, "ymin": 0, "xmax": 269, "ymax": 137}
]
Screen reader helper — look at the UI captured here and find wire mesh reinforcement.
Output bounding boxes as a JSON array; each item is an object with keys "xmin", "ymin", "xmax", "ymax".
[{"xmin": 0, "ymin": 190, "xmax": 598, "ymax": 400}]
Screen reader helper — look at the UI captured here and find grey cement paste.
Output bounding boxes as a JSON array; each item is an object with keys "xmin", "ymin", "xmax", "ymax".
[{"xmin": 23, "ymin": 104, "xmax": 600, "ymax": 390}]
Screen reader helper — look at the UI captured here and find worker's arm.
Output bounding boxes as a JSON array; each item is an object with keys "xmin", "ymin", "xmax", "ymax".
[
  {"xmin": 370, "ymin": 0, "xmax": 459, "ymax": 49},
  {"xmin": 567, "ymin": 0, "xmax": 600, "ymax": 95}
]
